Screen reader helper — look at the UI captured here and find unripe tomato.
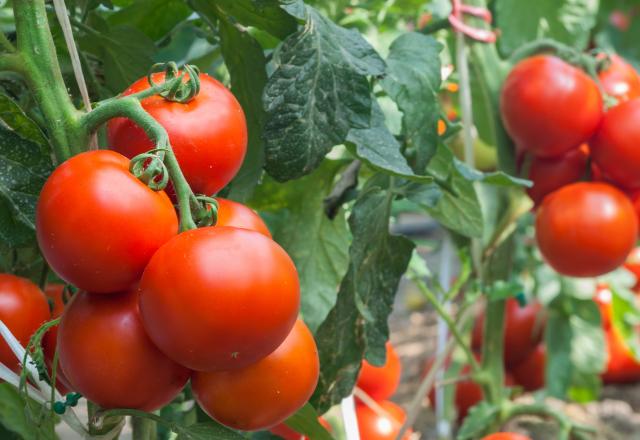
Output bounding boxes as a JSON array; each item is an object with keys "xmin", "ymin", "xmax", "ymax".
[
  {"xmin": 108, "ymin": 73, "xmax": 247, "ymax": 196},
  {"xmin": 500, "ymin": 55, "xmax": 603, "ymax": 158},
  {"xmin": 355, "ymin": 400, "xmax": 412, "ymax": 440},
  {"xmin": 599, "ymin": 54, "xmax": 640, "ymax": 104},
  {"xmin": 591, "ymin": 99, "xmax": 640, "ymax": 189},
  {"xmin": 0, "ymin": 275, "xmax": 49, "ymax": 372},
  {"xmin": 535, "ymin": 182, "xmax": 637, "ymax": 277},
  {"xmin": 472, "ymin": 298, "xmax": 545, "ymax": 368},
  {"xmin": 192, "ymin": 320, "xmax": 318, "ymax": 431},
  {"xmin": 139, "ymin": 226, "xmax": 300, "ymax": 371},
  {"xmin": 36, "ymin": 150, "xmax": 178, "ymax": 293},
  {"xmin": 58, "ymin": 290, "xmax": 189, "ymax": 410},
  {"xmin": 481, "ymin": 433, "xmax": 532, "ymax": 440},
  {"xmin": 511, "ymin": 344, "xmax": 546, "ymax": 391},
  {"xmin": 356, "ymin": 342, "xmax": 402, "ymax": 401},
  {"xmin": 526, "ymin": 144, "xmax": 589, "ymax": 205},
  {"xmin": 42, "ymin": 284, "xmax": 74, "ymax": 394},
  {"xmin": 215, "ymin": 198, "xmax": 271, "ymax": 237}
]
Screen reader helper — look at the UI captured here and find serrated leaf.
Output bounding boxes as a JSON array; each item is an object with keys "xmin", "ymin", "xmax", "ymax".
[
  {"xmin": 457, "ymin": 402, "xmax": 499, "ymax": 440},
  {"xmin": 0, "ymin": 94, "xmax": 48, "ymax": 147},
  {"xmin": 284, "ymin": 403, "xmax": 332, "ymax": 440},
  {"xmin": 176, "ymin": 422, "xmax": 245, "ymax": 440},
  {"xmin": 108, "ymin": 0, "xmax": 191, "ymax": 41},
  {"xmin": 381, "ymin": 32, "xmax": 442, "ymax": 172},
  {"xmin": 263, "ymin": 6, "xmax": 385, "ymax": 182},
  {"xmin": 311, "ymin": 185, "xmax": 414, "ymax": 412},
  {"xmin": 496, "ymin": 0, "xmax": 599, "ymax": 56}
]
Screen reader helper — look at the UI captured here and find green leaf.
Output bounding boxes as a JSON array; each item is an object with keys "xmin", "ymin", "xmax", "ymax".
[
  {"xmin": 453, "ymin": 160, "xmax": 532, "ymax": 187},
  {"xmin": 456, "ymin": 402, "xmax": 499, "ymax": 440},
  {"xmin": 311, "ymin": 185, "xmax": 414, "ymax": 412},
  {"xmin": 0, "ymin": 94, "xmax": 48, "ymax": 148},
  {"xmin": 263, "ymin": 6, "xmax": 385, "ymax": 182},
  {"xmin": 250, "ymin": 162, "xmax": 349, "ymax": 332},
  {"xmin": 381, "ymin": 32, "xmax": 442, "ymax": 172},
  {"xmin": 0, "ymin": 384, "xmax": 43, "ymax": 439},
  {"xmin": 108, "ymin": 0, "xmax": 191, "ymax": 41},
  {"xmin": 346, "ymin": 102, "xmax": 431, "ymax": 182},
  {"xmin": 176, "ymin": 422, "xmax": 245, "ymax": 440},
  {"xmin": 495, "ymin": 0, "xmax": 599, "ymax": 56},
  {"xmin": 216, "ymin": 18, "xmax": 269, "ymax": 202},
  {"xmin": 284, "ymin": 403, "xmax": 332, "ymax": 440},
  {"xmin": 609, "ymin": 284, "xmax": 640, "ymax": 358}
]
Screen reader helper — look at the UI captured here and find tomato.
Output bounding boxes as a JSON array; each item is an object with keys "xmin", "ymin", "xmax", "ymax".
[
  {"xmin": 355, "ymin": 400, "xmax": 412, "ymax": 440},
  {"xmin": 216, "ymin": 198, "xmax": 271, "ymax": 237},
  {"xmin": 270, "ymin": 418, "xmax": 331, "ymax": 440},
  {"xmin": 591, "ymin": 99, "xmax": 640, "ymax": 189},
  {"xmin": 36, "ymin": 150, "xmax": 178, "ymax": 293},
  {"xmin": 481, "ymin": 433, "xmax": 532, "ymax": 440},
  {"xmin": 511, "ymin": 344, "xmax": 546, "ymax": 392},
  {"xmin": 0, "ymin": 275, "xmax": 50, "ymax": 372},
  {"xmin": 139, "ymin": 226, "xmax": 299, "ymax": 371},
  {"xmin": 58, "ymin": 290, "xmax": 189, "ymax": 410},
  {"xmin": 500, "ymin": 55, "xmax": 603, "ymax": 158},
  {"xmin": 472, "ymin": 298, "xmax": 545, "ymax": 368},
  {"xmin": 192, "ymin": 320, "xmax": 318, "ymax": 431},
  {"xmin": 108, "ymin": 73, "xmax": 247, "ymax": 196},
  {"xmin": 41, "ymin": 284, "xmax": 73, "ymax": 394},
  {"xmin": 630, "ymin": 191, "xmax": 640, "ymax": 238},
  {"xmin": 625, "ymin": 247, "xmax": 640, "ymax": 291},
  {"xmin": 594, "ymin": 284, "xmax": 613, "ymax": 330},
  {"xmin": 356, "ymin": 342, "xmax": 402, "ymax": 401},
  {"xmin": 599, "ymin": 54, "xmax": 640, "ymax": 104},
  {"xmin": 535, "ymin": 182, "xmax": 637, "ymax": 277},
  {"xmin": 526, "ymin": 144, "xmax": 589, "ymax": 205}
]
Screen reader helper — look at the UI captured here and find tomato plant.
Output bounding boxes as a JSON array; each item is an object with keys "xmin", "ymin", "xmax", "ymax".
[
  {"xmin": 598, "ymin": 55, "xmax": 640, "ymax": 104},
  {"xmin": 215, "ymin": 198, "xmax": 271, "ymax": 237}
]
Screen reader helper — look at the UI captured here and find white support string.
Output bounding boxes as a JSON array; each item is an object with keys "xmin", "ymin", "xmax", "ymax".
[{"xmin": 341, "ymin": 394, "xmax": 361, "ymax": 440}]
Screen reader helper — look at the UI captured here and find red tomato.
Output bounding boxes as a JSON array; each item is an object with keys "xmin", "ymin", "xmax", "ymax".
[
  {"xmin": 58, "ymin": 290, "xmax": 189, "ymax": 410},
  {"xmin": 356, "ymin": 342, "xmax": 402, "ymax": 401},
  {"xmin": 594, "ymin": 284, "xmax": 614, "ymax": 330},
  {"xmin": 108, "ymin": 73, "xmax": 247, "ymax": 196},
  {"xmin": 481, "ymin": 433, "xmax": 532, "ymax": 440},
  {"xmin": 591, "ymin": 99, "xmax": 640, "ymax": 189},
  {"xmin": 630, "ymin": 192, "xmax": 640, "ymax": 238},
  {"xmin": 355, "ymin": 400, "xmax": 412, "ymax": 440},
  {"xmin": 472, "ymin": 298, "xmax": 545, "ymax": 368},
  {"xmin": 216, "ymin": 198, "xmax": 271, "ymax": 237},
  {"xmin": 625, "ymin": 247, "xmax": 640, "ymax": 291},
  {"xmin": 599, "ymin": 54, "xmax": 640, "ymax": 103},
  {"xmin": 36, "ymin": 150, "xmax": 178, "ymax": 293},
  {"xmin": 41, "ymin": 284, "xmax": 73, "ymax": 394},
  {"xmin": 511, "ymin": 344, "xmax": 546, "ymax": 391},
  {"xmin": 192, "ymin": 320, "xmax": 318, "ymax": 431},
  {"xmin": 139, "ymin": 226, "xmax": 299, "ymax": 371},
  {"xmin": 535, "ymin": 182, "xmax": 638, "ymax": 277},
  {"xmin": 526, "ymin": 144, "xmax": 589, "ymax": 205},
  {"xmin": 500, "ymin": 55, "xmax": 603, "ymax": 158},
  {"xmin": 0, "ymin": 275, "xmax": 50, "ymax": 372}
]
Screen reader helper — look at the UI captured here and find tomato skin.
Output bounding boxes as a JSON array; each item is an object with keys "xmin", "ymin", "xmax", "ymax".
[
  {"xmin": 511, "ymin": 344, "xmax": 546, "ymax": 391},
  {"xmin": 58, "ymin": 290, "xmax": 189, "ymax": 410},
  {"xmin": 624, "ymin": 247, "xmax": 640, "ymax": 291},
  {"xmin": 481, "ymin": 433, "xmax": 532, "ymax": 440},
  {"xmin": 42, "ymin": 284, "xmax": 74, "ymax": 394},
  {"xmin": 526, "ymin": 144, "xmax": 589, "ymax": 205},
  {"xmin": 216, "ymin": 198, "xmax": 271, "ymax": 237},
  {"xmin": 36, "ymin": 150, "xmax": 178, "ymax": 293},
  {"xmin": 535, "ymin": 182, "xmax": 638, "ymax": 277},
  {"xmin": 139, "ymin": 226, "xmax": 300, "ymax": 371},
  {"xmin": 356, "ymin": 342, "xmax": 402, "ymax": 401},
  {"xmin": 472, "ymin": 298, "xmax": 544, "ymax": 368},
  {"xmin": 0, "ymin": 275, "xmax": 50, "ymax": 372},
  {"xmin": 108, "ymin": 73, "xmax": 247, "ymax": 196},
  {"xmin": 192, "ymin": 320, "xmax": 318, "ymax": 431},
  {"xmin": 591, "ymin": 99, "xmax": 640, "ymax": 189},
  {"xmin": 355, "ymin": 400, "xmax": 411, "ymax": 440},
  {"xmin": 599, "ymin": 54, "xmax": 640, "ymax": 104},
  {"xmin": 500, "ymin": 55, "xmax": 603, "ymax": 158}
]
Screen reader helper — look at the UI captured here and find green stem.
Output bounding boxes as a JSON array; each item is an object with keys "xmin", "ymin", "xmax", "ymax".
[
  {"xmin": 0, "ymin": 32, "xmax": 15, "ymax": 52},
  {"xmin": 504, "ymin": 403, "xmax": 596, "ymax": 439},
  {"xmin": 80, "ymin": 97, "xmax": 197, "ymax": 231},
  {"xmin": 480, "ymin": 298, "xmax": 505, "ymax": 403},
  {"xmin": 132, "ymin": 417, "xmax": 157, "ymax": 440}
]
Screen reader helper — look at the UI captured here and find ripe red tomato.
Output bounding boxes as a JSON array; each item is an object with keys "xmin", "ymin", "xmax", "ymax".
[
  {"xmin": 139, "ymin": 226, "xmax": 299, "ymax": 371},
  {"xmin": 625, "ymin": 247, "xmax": 640, "ymax": 291},
  {"xmin": 592, "ymin": 99, "xmax": 640, "ymax": 189},
  {"xmin": 356, "ymin": 342, "xmax": 402, "ymax": 401},
  {"xmin": 599, "ymin": 54, "xmax": 640, "ymax": 104},
  {"xmin": 535, "ymin": 182, "xmax": 638, "ymax": 277},
  {"xmin": 355, "ymin": 400, "xmax": 412, "ymax": 440},
  {"xmin": 216, "ymin": 198, "xmax": 271, "ymax": 237},
  {"xmin": 511, "ymin": 344, "xmax": 546, "ymax": 391},
  {"xmin": 192, "ymin": 320, "xmax": 318, "ymax": 431},
  {"xmin": 41, "ymin": 284, "xmax": 74, "ymax": 394},
  {"xmin": 481, "ymin": 433, "xmax": 532, "ymax": 440},
  {"xmin": 0, "ymin": 275, "xmax": 50, "ymax": 372},
  {"xmin": 58, "ymin": 290, "xmax": 189, "ymax": 410},
  {"xmin": 36, "ymin": 150, "xmax": 178, "ymax": 293},
  {"xmin": 108, "ymin": 73, "xmax": 247, "ymax": 196},
  {"xmin": 526, "ymin": 144, "xmax": 589, "ymax": 205},
  {"xmin": 472, "ymin": 298, "xmax": 545, "ymax": 368},
  {"xmin": 500, "ymin": 55, "xmax": 603, "ymax": 158}
]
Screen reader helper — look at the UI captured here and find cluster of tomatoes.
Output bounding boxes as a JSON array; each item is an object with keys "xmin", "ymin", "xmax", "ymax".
[{"xmin": 0, "ymin": 71, "xmax": 321, "ymax": 433}]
